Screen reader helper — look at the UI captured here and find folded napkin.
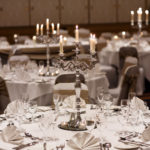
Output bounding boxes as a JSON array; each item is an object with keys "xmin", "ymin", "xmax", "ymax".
[
  {"xmin": 131, "ymin": 97, "xmax": 147, "ymax": 111},
  {"xmin": 15, "ymin": 70, "xmax": 32, "ymax": 82},
  {"xmin": 142, "ymin": 126, "xmax": 150, "ymax": 142},
  {"xmin": 1, "ymin": 125, "xmax": 23, "ymax": 145},
  {"xmin": 5, "ymin": 100, "xmax": 26, "ymax": 114},
  {"xmin": 67, "ymin": 132, "xmax": 100, "ymax": 150},
  {"xmin": 63, "ymin": 95, "xmax": 86, "ymax": 109}
]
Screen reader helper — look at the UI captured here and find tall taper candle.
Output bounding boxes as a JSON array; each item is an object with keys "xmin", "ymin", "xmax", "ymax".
[
  {"xmin": 36, "ymin": 24, "xmax": 39, "ymax": 36},
  {"xmin": 131, "ymin": 11, "xmax": 134, "ymax": 26},
  {"xmin": 75, "ymin": 25, "xmax": 79, "ymax": 43},
  {"xmin": 51, "ymin": 23, "xmax": 55, "ymax": 34},
  {"xmin": 46, "ymin": 18, "xmax": 49, "ymax": 31},
  {"xmin": 40, "ymin": 24, "xmax": 44, "ymax": 36},
  {"xmin": 57, "ymin": 23, "xmax": 60, "ymax": 35},
  {"xmin": 145, "ymin": 10, "xmax": 149, "ymax": 26},
  {"xmin": 59, "ymin": 35, "xmax": 64, "ymax": 55}
]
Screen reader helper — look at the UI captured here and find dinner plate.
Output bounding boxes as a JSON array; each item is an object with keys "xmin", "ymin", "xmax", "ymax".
[{"xmin": 114, "ymin": 142, "xmax": 139, "ymax": 150}]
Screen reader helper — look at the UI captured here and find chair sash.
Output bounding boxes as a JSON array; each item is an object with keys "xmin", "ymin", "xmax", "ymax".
[
  {"xmin": 54, "ymin": 89, "xmax": 89, "ymax": 104},
  {"xmin": 117, "ymin": 65, "xmax": 139, "ymax": 105}
]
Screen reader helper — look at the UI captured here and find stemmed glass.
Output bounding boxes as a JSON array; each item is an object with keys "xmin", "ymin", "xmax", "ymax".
[
  {"xmin": 96, "ymin": 87, "xmax": 104, "ymax": 109},
  {"xmin": 53, "ymin": 93, "xmax": 60, "ymax": 113},
  {"xmin": 28, "ymin": 100, "xmax": 37, "ymax": 122},
  {"xmin": 102, "ymin": 93, "xmax": 113, "ymax": 116}
]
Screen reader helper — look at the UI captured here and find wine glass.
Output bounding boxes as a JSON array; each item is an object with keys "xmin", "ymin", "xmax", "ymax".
[
  {"xmin": 102, "ymin": 93, "xmax": 113, "ymax": 116},
  {"xmin": 28, "ymin": 100, "xmax": 37, "ymax": 122},
  {"xmin": 53, "ymin": 93, "xmax": 60, "ymax": 113}
]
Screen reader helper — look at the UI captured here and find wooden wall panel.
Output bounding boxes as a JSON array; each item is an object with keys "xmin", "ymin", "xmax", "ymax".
[
  {"xmin": 0, "ymin": 0, "xmax": 29, "ymax": 27},
  {"xmin": 61, "ymin": 0, "xmax": 88, "ymax": 24},
  {"xmin": 30, "ymin": 0, "xmax": 59, "ymax": 25},
  {"xmin": 90, "ymin": 0, "xmax": 117, "ymax": 23},
  {"xmin": 118, "ymin": 0, "xmax": 145, "ymax": 23}
]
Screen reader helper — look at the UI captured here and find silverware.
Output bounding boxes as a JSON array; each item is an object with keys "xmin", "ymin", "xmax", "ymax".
[
  {"xmin": 13, "ymin": 141, "xmax": 38, "ymax": 150},
  {"xmin": 119, "ymin": 139, "xmax": 150, "ymax": 147}
]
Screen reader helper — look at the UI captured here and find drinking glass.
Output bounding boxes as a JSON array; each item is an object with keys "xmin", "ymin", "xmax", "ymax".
[
  {"xmin": 86, "ymin": 119, "xmax": 95, "ymax": 132},
  {"xmin": 128, "ymin": 92, "xmax": 136, "ymax": 102},
  {"xmin": 53, "ymin": 93, "xmax": 60, "ymax": 112},
  {"xmin": 28, "ymin": 100, "xmax": 37, "ymax": 122},
  {"xmin": 102, "ymin": 93, "xmax": 113, "ymax": 116}
]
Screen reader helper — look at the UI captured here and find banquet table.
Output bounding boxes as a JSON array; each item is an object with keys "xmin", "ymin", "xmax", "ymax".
[
  {"xmin": 4, "ymin": 70, "xmax": 109, "ymax": 105},
  {"xmin": 0, "ymin": 37, "xmax": 90, "ymax": 60},
  {"xmin": 0, "ymin": 104, "xmax": 150, "ymax": 150}
]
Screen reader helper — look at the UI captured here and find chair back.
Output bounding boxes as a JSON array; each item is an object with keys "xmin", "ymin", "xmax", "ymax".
[
  {"xmin": 0, "ymin": 77, "xmax": 10, "ymax": 113},
  {"xmin": 54, "ymin": 73, "xmax": 89, "ymax": 103},
  {"xmin": 55, "ymin": 73, "xmax": 85, "ymax": 84},
  {"xmin": 117, "ymin": 65, "xmax": 139, "ymax": 105},
  {"xmin": 119, "ymin": 46, "xmax": 138, "ymax": 71},
  {"xmin": 9, "ymin": 55, "xmax": 30, "ymax": 67}
]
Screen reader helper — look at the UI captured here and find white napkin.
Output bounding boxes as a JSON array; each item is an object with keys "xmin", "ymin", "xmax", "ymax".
[
  {"xmin": 4, "ymin": 100, "xmax": 26, "ymax": 114},
  {"xmin": 67, "ymin": 132, "xmax": 100, "ymax": 150},
  {"xmin": 131, "ymin": 97, "xmax": 147, "ymax": 111},
  {"xmin": 15, "ymin": 70, "xmax": 32, "ymax": 82},
  {"xmin": 142, "ymin": 126, "xmax": 150, "ymax": 142},
  {"xmin": 63, "ymin": 95, "xmax": 86, "ymax": 109},
  {"xmin": 1, "ymin": 125, "xmax": 23, "ymax": 145}
]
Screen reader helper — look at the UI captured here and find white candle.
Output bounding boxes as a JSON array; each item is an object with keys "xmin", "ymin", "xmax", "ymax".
[
  {"xmin": 46, "ymin": 18, "xmax": 49, "ymax": 31},
  {"xmin": 90, "ymin": 34, "xmax": 96, "ymax": 54},
  {"xmin": 75, "ymin": 25, "xmax": 79, "ymax": 43},
  {"xmin": 90, "ymin": 34, "xmax": 93, "ymax": 53},
  {"xmin": 59, "ymin": 35, "xmax": 64, "ymax": 55},
  {"xmin": 40, "ymin": 24, "xmax": 44, "ymax": 36},
  {"xmin": 145, "ymin": 10, "xmax": 149, "ymax": 26},
  {"xmin": 63, "ymin": 37, "xmax": 67, "ymax": 45},
  {"xmin": 92, "ymin": 34, "xmax": 96, "ymax": 54},
  {"xmin": 36, "ymin": 24, "xmax": 39, "ymax": 36},
  {"xmin": 32, "ymin": 36, "xmax": 36, "ymax": 43},
  {"xmin": 57, "ymin": 23, "xmax": 60, "ymax": 35},
  {"xmin": 51, "ymin": 23, "xmax": 55, "ymax": 34},
  {"xmin": 122, "ymin": 31, "xmax": 126, "ymax": 39},
  {"xmin": 130, "ymin": 11, "xmax": 134, "ymax": 26},
  {"xmin": 14, "ymin": 34, "xmax": 18, "ymax": 39},
  {"xmin": 113, "ymin": 35, "xmax": 119, "ymax": 40},
  {"xmin": 137, "ymin": 7, "xmax": 142, "ymax": 23}
]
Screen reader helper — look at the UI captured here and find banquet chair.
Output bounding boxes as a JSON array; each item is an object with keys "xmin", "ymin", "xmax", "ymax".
[
  {"xmin": 109, "ymin": 56, "xmax": 138, "ymax": 104},
  {"xmin": 79, "ymin": 28, "xmax": 90, "ymax": 39},
  {"xmin": 8, "ymin": 55, "xmax": 30, "ymax": 67},
  {"xmin": 119, "ymin": 46, "xmax": 138, "ymax": 72},
  {"xmin": 17, "ymin": 35, "xmax": 31, "ymax": 44},
  {"xmin": 0, "ymin": 77, "xmax": 10, "ymax": 114},
  {"xmin": 117, "ymin": 65, "xmax": 139, "ymax": 105},
  {"xmin": 100, "ymin": 32, "xmax": 114, "ymax": 40},
  {"xmin": 96, "ymin": 37, "xmax": 107, "ymax": 52},
  {"xmin": 118, "ymin": 31, "xmax": 131, "ymax": 39},
  {"xmin": 54, "ymin": 73, "xmax": 89, "ymax": 104},
  {"xmin": 119, "ymin": 46, "xmax": 144, "ymax": 95}
]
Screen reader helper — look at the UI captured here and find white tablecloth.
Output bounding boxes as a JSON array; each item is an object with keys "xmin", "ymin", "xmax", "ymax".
[
  {"xmin": 0, "ymin": 105, "xmax": 149, "ymax": 150},
  {"xmin": 5, "ymin": 72, "xmax": 109, "ymax": 105}
]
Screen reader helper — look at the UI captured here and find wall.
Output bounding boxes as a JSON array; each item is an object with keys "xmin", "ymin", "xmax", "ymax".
[{"xmin": 0, "ymin": 0, "xmax": 148, "ymax": 27}]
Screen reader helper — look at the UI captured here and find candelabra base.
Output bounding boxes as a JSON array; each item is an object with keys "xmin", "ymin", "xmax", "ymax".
[{"xmin": 58, "ymin": 123, "xmax": 87, "ymax": 131}]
